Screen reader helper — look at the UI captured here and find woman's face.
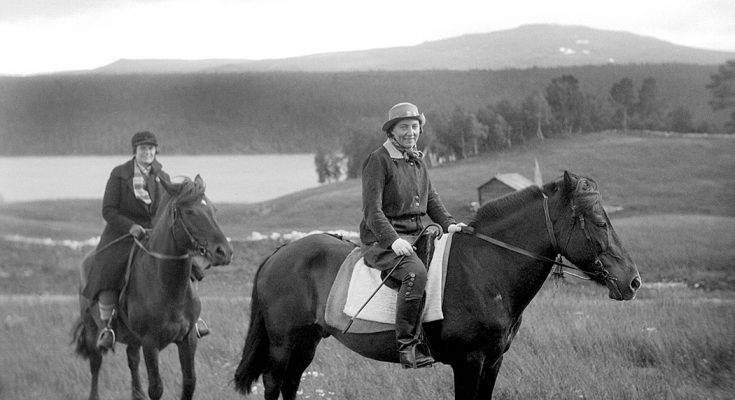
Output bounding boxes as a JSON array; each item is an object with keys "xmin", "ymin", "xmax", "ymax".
[
  {"xmin": 135, "ymin": 144, "xmax": 157, "ymax": 166},
  {"xmin": 391, "ymin": 118, "xmax": 421, "ymax": 149}
]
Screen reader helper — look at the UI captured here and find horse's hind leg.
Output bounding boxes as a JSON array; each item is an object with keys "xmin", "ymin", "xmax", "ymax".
[
  {"xmin": 281, "ymin": 327, "xmax": 322, "ymax": 400},
  {"xmin": 126, "ymin": 344, "xmax": 145, "ymax": 400}
]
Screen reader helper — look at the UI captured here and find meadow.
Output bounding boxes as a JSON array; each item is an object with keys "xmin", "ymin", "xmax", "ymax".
[{"xmin": 1, "ymin": 131, "xmax": 733, "ymax": 399}]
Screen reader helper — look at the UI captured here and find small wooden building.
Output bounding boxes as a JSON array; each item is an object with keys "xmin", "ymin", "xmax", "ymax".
[{"xmin": 477, "ymin": 173, "xmax": 535, "ymax": 205}]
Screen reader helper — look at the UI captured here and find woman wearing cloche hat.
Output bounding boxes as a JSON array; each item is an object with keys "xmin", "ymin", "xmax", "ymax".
[
  {"xmin": 359, "ymin": 102, "xmax": 466, "ymax": 368},
  {"xmin": 81, "ymin": 131, "xmax": 210, "ymax": 350}
]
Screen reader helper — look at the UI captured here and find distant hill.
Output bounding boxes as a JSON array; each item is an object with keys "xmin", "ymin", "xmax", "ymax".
[
  {"xmin": 93, "ymin": 58, "xmax": 256, "ymax": 74},
  {"xmin": 91, "ymin": 24, "xmax": 735, "ymax": 74}
]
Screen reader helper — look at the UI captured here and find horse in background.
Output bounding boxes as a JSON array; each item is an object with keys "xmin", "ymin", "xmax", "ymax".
[
  {"xmin": 233, "ymin": 171, "xmax": 641, "ymax": 400},
  {"xmin": 73, "ymin": 175, "xmax": 233, "ymax": 400}
]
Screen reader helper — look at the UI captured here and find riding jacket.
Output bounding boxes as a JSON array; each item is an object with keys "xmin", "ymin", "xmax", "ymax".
[
  {"xmin": 359, "ymin": 140, "xmax": 456, "ymax": 249},
  {"xmin": 81, "ymin": 157, "xmax": 169, "ymax": 300}
]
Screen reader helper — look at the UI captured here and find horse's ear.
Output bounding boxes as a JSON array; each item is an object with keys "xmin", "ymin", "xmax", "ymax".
[
  {"xmin": 159, "ymin": 176, "xmax": 180, "ymax": 196},
  {"xmin": 563, "ymin": 171, "xmax": 577, "ymax": 193},
  {"xmin": 194, "ymin": 174, "xmax": 205, "ymax": 191}
]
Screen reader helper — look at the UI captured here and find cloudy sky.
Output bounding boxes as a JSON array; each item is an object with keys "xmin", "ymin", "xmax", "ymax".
[{"xmin": 1, "ymin": 0, "xmax": 734, "ymax": 75}]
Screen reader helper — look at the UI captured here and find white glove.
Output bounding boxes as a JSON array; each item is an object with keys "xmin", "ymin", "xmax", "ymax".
[
  {"xmin": 447, "ymin": 223, "xmax": 467, "ymax": 233},
  {"xmin": 391, "ymin": 238, "xmax": 414, "ymax": 256}
]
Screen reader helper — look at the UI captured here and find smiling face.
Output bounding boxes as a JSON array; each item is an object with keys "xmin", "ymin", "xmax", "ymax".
[
  {"xmin": 135, "ymin": 144, "xmax": 157, "ymax": 166},
  {"xmin": 390, "ymin": 118, "xmax": 421, "ymax": 149}
]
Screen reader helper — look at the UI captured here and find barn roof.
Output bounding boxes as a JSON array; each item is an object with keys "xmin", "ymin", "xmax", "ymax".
[{"xmin": 478, "ymin": 173, "xmax": 535, "ymax": 191}]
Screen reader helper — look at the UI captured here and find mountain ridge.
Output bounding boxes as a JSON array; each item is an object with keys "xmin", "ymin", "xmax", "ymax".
[{"xmin": 89, "ymin": 24, "xmax": 735, "ymax": 74}]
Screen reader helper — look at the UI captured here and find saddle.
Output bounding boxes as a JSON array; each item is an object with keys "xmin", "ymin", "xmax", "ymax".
[{"xmin": 324, "ymin": 232, "xmax": 454, "ymax": 334}]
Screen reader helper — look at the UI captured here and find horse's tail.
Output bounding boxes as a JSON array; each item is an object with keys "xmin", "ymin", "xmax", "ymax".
[
  {"xmin": 71, "ymin": 316, "xmax": 94, "ymax": 359},
  {"xmin": 234, "ymin": 253, "xmax": 275, "ymax": 395}
]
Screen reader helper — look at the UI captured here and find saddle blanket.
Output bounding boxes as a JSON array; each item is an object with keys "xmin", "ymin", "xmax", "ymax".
[{"xmin": 342, "ymin": 233, "xmax": 453, "ymax": 324}]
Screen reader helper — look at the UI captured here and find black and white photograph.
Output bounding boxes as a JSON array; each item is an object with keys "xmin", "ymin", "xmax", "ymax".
[{"xmin": 1, "ymin": 1, "xmax": 733, "ymax": 399}]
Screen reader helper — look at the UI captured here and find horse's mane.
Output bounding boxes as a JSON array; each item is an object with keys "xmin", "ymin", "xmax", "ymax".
[
  {"xmin": 470, "ymin": 185, "xmax": 545, "ymax": 226},
  {"xmin": 174, "ymin": 177, "xmax": 206, "ymax": 205}
]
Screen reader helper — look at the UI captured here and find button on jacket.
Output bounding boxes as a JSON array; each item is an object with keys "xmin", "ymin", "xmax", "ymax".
[{"xmin": 359, "ymin": 140, "xmax": 456, "ymax": 248}]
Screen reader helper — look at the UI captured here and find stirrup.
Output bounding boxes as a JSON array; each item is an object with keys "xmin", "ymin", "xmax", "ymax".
[
  {"xmin": 96, "ymin": 326, "xmax": 116, "ymax": 351},
  {"xmin": 398, "ymin": 341, "xmax": 434, "ymax": 369},
  {"xmin": 195, "ymin": 318, "xmax": 210, "ymax": 338}
]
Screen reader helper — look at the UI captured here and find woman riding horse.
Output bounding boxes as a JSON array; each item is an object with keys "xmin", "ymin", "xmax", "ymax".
[
  {"xmin": 81, "ymin": 131, "xmax": 209, "ymax": 350},
  {"xmin": 234, "ymin": 171, "xmax": 641, "ymax": 400},
  {"xmin": 360, "ymin": 102, "xmax": 466, "ymax": 368}
]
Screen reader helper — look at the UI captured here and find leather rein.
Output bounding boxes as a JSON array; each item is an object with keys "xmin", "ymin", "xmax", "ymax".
[{"xmin": 461, "ymin": 192, "xmax": 615, "ymax": 282}]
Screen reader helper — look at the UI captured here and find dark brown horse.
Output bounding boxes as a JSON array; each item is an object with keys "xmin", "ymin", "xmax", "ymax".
[
  {"xmin": 233, "ymin": 171, "xmax": 641, "ymax": 399},
  {"xmin": 72, "ymin": 175, "xmax": 233, "ymax": 400}
]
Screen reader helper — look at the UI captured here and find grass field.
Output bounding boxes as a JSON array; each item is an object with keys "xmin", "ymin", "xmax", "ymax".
[{"xmin": 1, "ymin": 131, "xmax": 734, "ymax": 399}]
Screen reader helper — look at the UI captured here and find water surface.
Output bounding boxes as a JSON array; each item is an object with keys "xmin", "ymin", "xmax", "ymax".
[{"xmin": 0, "ymin": 154, "xmax": 318, "ymax": 203}]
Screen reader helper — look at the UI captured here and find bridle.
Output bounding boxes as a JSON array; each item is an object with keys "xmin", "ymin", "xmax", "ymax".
[
  {"xmin": 462, "ymin": 189, "xmax": 616, "ymax": 283},
  {"xmin": 132, "ymin": 200, "xmax": 210, "ymax": 261}
]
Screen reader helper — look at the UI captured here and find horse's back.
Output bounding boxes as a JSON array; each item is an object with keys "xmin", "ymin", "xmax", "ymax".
[{"xmin": 256, "ymin": 234, "xmax": 356, "ymax": 326}]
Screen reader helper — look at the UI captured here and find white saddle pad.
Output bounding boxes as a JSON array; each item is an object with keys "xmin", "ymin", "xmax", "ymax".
[{"xmin": 343, "ymin": 233, "xmax": 452, "ymax": 324}]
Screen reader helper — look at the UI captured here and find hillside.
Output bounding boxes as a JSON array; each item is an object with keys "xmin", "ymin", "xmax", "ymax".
[
  {"xmin": 0, "ymin": 64, "xmax": 730, "ymax": 155},
  {"xmin": 2, "ymin": 131, "xmax": 733, "ymax": 241},
  {"xmin": 91, "ymin": 25, "xmax": 735, "ymax": 74}
]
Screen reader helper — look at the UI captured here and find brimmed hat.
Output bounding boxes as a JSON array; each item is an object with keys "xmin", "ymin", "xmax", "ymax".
[
  {"xmin": 382, "ymin": 102, "xmax": 426, "ymax": 133},
  {"xmin": 131, "ymin": 131, "xmax": 158, "ymax": 152}
]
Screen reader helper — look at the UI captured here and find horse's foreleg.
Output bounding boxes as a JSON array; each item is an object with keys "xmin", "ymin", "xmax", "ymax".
[
  {"xmin": 451, "ymin": 351, "xmax": 485, "ymax": 400},
  {"xmin": 176, "ymin": 334, "xmax": 198, "ymax": 400},
  {"xmin": 88, "ymin": 350, "xmax": 102, "ymax": 400},
  {"xmin": 477, "ymin": 355, "xmax": 503, "ymax": 399},
  {"xmin": 126, "ymin": 345, "xmax": 145, "ymax": 400},
  {"xmin": 142, "ymin": 343, "xmax": 163, "ymax": 400}
]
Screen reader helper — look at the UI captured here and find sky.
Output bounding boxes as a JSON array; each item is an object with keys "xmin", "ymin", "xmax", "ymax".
[{"xmin": 1, "ymin": 0, "xmax": 734, "ymax": 76}]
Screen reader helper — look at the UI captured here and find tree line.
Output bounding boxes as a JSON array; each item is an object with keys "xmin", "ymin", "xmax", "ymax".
[
  {"xmin": 315, "ymin": 60, "xmax": 735, "ymax": 182},
  {"xmin": 0, "ymin": 63, "xmax": 732, "ymax": 157}
]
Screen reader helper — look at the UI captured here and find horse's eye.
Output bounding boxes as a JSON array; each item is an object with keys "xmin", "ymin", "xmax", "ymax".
[
  {"xmin": 184, "ymin": 209, "xmax": 194, "ymax": 215},
  {"xmin": 595, "ymin": 221, "xmax": 607, "ymax": 228}
]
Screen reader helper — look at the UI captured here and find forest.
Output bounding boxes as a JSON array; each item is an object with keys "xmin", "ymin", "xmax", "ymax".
[{"xmin": 0, "ymin": 63, "xmax": 731, "ymax": 157}]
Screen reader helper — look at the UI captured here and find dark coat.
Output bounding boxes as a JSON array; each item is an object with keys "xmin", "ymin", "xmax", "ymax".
[
  {"xmin": 359, "ymin": 141, "xmax": 455, "ymax": 270},
  {"xmin": 82, "ymin": 158, "xmax": 170, "ymax": 300}
]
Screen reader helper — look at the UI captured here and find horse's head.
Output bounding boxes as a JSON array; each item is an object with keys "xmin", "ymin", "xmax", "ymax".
[
  {"xmin": 548, "ymin": 171, "xmax": 640, "ymax": 300},
  {"xmin": 158, "ymin": 175, "xmax": 233, "ymax": 267}
]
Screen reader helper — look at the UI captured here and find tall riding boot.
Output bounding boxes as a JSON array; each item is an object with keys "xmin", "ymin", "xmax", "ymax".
[
  {"xmin": 189, "ymin": 277, "xmax": 210, "ymax": 338},
  {"xmin": 396, "ymin": 295, "xmax": 434, "ymax": 369}
]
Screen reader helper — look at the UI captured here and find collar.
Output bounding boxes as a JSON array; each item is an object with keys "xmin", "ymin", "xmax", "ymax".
[{"xmin": 382, "ymin": 139, "xmax": 405, "ymax": 159}]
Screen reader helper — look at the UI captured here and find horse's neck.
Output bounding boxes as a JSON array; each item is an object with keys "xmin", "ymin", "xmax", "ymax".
[
  {"xmin": 472, "ymin": 199, "xmax": 556, "ymax": 316},
  {"xmin": 145, "ymin": 228, "xmax": 191, "ymax": 300}
]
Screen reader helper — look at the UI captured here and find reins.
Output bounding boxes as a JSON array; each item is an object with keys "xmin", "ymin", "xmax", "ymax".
[{"xmin": 461, "ymin": 193, "xmax": 598, "ymax": 281}]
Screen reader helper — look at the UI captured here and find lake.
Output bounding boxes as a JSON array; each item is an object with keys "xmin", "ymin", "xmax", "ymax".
[{"xmin": 0, "ymin": 154, "xmax": 319, "ymax": 203}]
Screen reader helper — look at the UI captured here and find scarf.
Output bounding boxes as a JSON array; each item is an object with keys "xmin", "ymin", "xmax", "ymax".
[
  {"xmin": 133, "ymin": 160, "xmax": 152, "ymax": 205},
  {"xmin": 388, "ymin": 136, "xmax": 424, "ymax": 161}
]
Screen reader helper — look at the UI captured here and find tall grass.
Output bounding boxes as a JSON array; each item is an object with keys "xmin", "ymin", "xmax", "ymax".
[{"xmin": 1, "ymin": 285, "xmax": 732, "ymax": 400}]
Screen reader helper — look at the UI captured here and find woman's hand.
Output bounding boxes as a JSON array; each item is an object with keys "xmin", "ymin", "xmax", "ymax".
[
  {"xmin": 391, "ymin": 238, "xmax": 414, "ymax": 256},
  {"xmin": 448, "ymin": 223, "xmax": 467, "ymax": 233},
  {"xmin": 129, "ymin": 224, "xmax": 146, "ymax": 238}
]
